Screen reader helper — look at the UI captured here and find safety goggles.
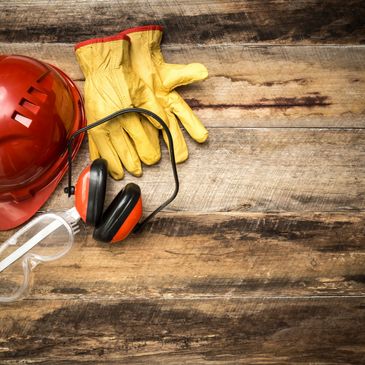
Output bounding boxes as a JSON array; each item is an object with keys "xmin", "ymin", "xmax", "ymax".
[{"xmin": 0, "ymin": 208, "xmax": 81, "ymax": 302}]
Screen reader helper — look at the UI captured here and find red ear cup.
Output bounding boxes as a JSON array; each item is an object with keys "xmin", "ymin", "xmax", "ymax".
[
  {"xmin": 75, "ymin": 159, "xmax": 108, "ymax": 225},
  {"xmin": 111, "ymin": 195, "xmax": 142, "ymax": 243},
  {"xmin": 93, "ymin": 183, "xmax": 142, "ymax": 243},
  {"xmin": 75, "ymin": 161, "xmax": 142, "ymax": 242}
]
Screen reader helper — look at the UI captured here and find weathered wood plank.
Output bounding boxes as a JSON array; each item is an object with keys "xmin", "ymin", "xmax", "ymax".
[
  {"xmin": 1, "ymin": 3, "xmax": 364, "ymax": 364},
  {"xmin": 31, "ymin": 128, "xmax": 365, "ymax": 214},
  {"xmin": 1, "ymin": 212, "xmax": 365, "ymax": 300},
  {"xmin": 1, "ymin": 43, "xmax": 364, "ymax": 128},
  {"xmin": 0, "ymin": 0, "xmax": 364, "ymax": 44},
  {"xmin": 1, "ymin": 297, "xmax": 365, "ymax": 364}
]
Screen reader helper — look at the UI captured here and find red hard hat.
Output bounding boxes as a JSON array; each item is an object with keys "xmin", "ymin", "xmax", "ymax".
[{"xmin": 0, "ymin": 55, "xmax": 85, "ymax": 230}]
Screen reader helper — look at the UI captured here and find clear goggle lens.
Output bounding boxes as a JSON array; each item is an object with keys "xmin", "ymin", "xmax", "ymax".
[{"xmin": 0, "ymin": 209, "xmax": 80, "ymax": 302}]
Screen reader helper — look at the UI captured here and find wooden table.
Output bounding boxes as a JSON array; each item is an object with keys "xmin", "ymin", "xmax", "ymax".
[{"xmin": 1, "ymin": 1, "xmax": 365, "ymax": 363}]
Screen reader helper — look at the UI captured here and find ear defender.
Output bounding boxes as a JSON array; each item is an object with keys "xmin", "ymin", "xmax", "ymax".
[
  {"xmin": 66, "ymin": 107, "xmax": 179, "ymax": 244},
  {"xmin": 75, "ymin": 159, "xmax": 108, "ymax": 226},
  {"xmin": 75, "ymin": 159, "xmax": 142, "ymax": 243}
]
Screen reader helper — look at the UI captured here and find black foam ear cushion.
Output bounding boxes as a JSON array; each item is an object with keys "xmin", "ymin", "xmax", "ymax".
[
  {"xmin": 86, "ymin": 158, "xmax": 108, "ymax": 226},
  {"xmin": 93, "ymin": 183, "xmax": 141, "ymax": 243}
]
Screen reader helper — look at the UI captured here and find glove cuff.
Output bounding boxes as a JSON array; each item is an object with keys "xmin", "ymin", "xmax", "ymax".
[
  {"xmin": 120, "ymin": 25, "xmax": 164, "ymax": 63},
  {"xmin": 75, "ymin": 32, "xmax": 132, "ymax": 76},
  {"xmin": 75, "ymin": 33, "xmax": 130, "ymax": 51}
]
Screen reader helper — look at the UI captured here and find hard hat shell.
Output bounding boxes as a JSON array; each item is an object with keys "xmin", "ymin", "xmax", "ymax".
[{"xmin": 0, "ymin": 55, "xmax": 85, "ymax": 230}]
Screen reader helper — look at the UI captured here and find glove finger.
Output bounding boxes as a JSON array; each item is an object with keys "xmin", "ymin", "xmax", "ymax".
[
  {"xmin": 133, "ymin": 83, "xmax": 167, "ymax": 130},
  {"xmin": 121, "ymin": 113, "xmax": 161, "ymax": 166},
  {"xmin": 88, "ymin": 133, "xmax": 100, "ymax": 161},
  {"xmin": 171, "ymin": 92, "xmax": 208, "ymax": 143},
  {"xmin": 161, "ymin": 63, "xmax": 208, "ymax": 91},
  {"xmin": 90, "ymin": 128, "xmax": 125, "ymax": 180},
  {"xmin": 141, "ymin": 116, "xmax": 161, "ymax": 159},
  {"xmin": 162, "ymin": 111, "xmax": 189, "ymax": 163},
  {"xmin": 108, "ymin": 118, "xmax": 142, "ymax": 177}
]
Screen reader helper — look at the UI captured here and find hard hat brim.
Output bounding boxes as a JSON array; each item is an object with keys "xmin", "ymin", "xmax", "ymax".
[{"xmin": 0, "ymin": 171, "xmax": 67, "ymax": 230}]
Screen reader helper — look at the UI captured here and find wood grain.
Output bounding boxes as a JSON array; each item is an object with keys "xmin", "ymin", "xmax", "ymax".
[
  {"xmin": 33, "ymin": 128, "xmax": 365, "ymax": 214},
  {"xmin": 0, "ymin": 0, "xmax": 364, "ymax": 44},
  {"xmin": 1, "ymin": 2, "xmax": 365, "ymax": 363},
  {"xmin": 1, "ymin": 298, "xmax": 365, "ymax": 364},
  {"xmin": 1, "ymin": 212, "xmax": 365, "ymax": 300},
  {"xmin": 1, "ymin": 43, "xmax": 364, "ymax": 128}
]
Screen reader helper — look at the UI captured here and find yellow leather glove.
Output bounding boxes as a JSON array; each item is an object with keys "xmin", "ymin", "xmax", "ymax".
[
  {"xmin": 122, "ymin": 25, "xmax": 209, "ymax": 163},
  {"xmin": 75, "ymin": 34, "xmax": 166, "ymax": 179}
]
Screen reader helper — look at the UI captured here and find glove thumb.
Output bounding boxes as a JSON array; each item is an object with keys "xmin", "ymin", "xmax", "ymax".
[{"xmin": 161, "ymin": 62, "xmax": 208, "ymax": 91}]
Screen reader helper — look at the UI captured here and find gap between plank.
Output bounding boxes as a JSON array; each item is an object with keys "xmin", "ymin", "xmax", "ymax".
[{"xmin": 25, "ymin": 294, "xmax": 365, "ymax": 302}]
